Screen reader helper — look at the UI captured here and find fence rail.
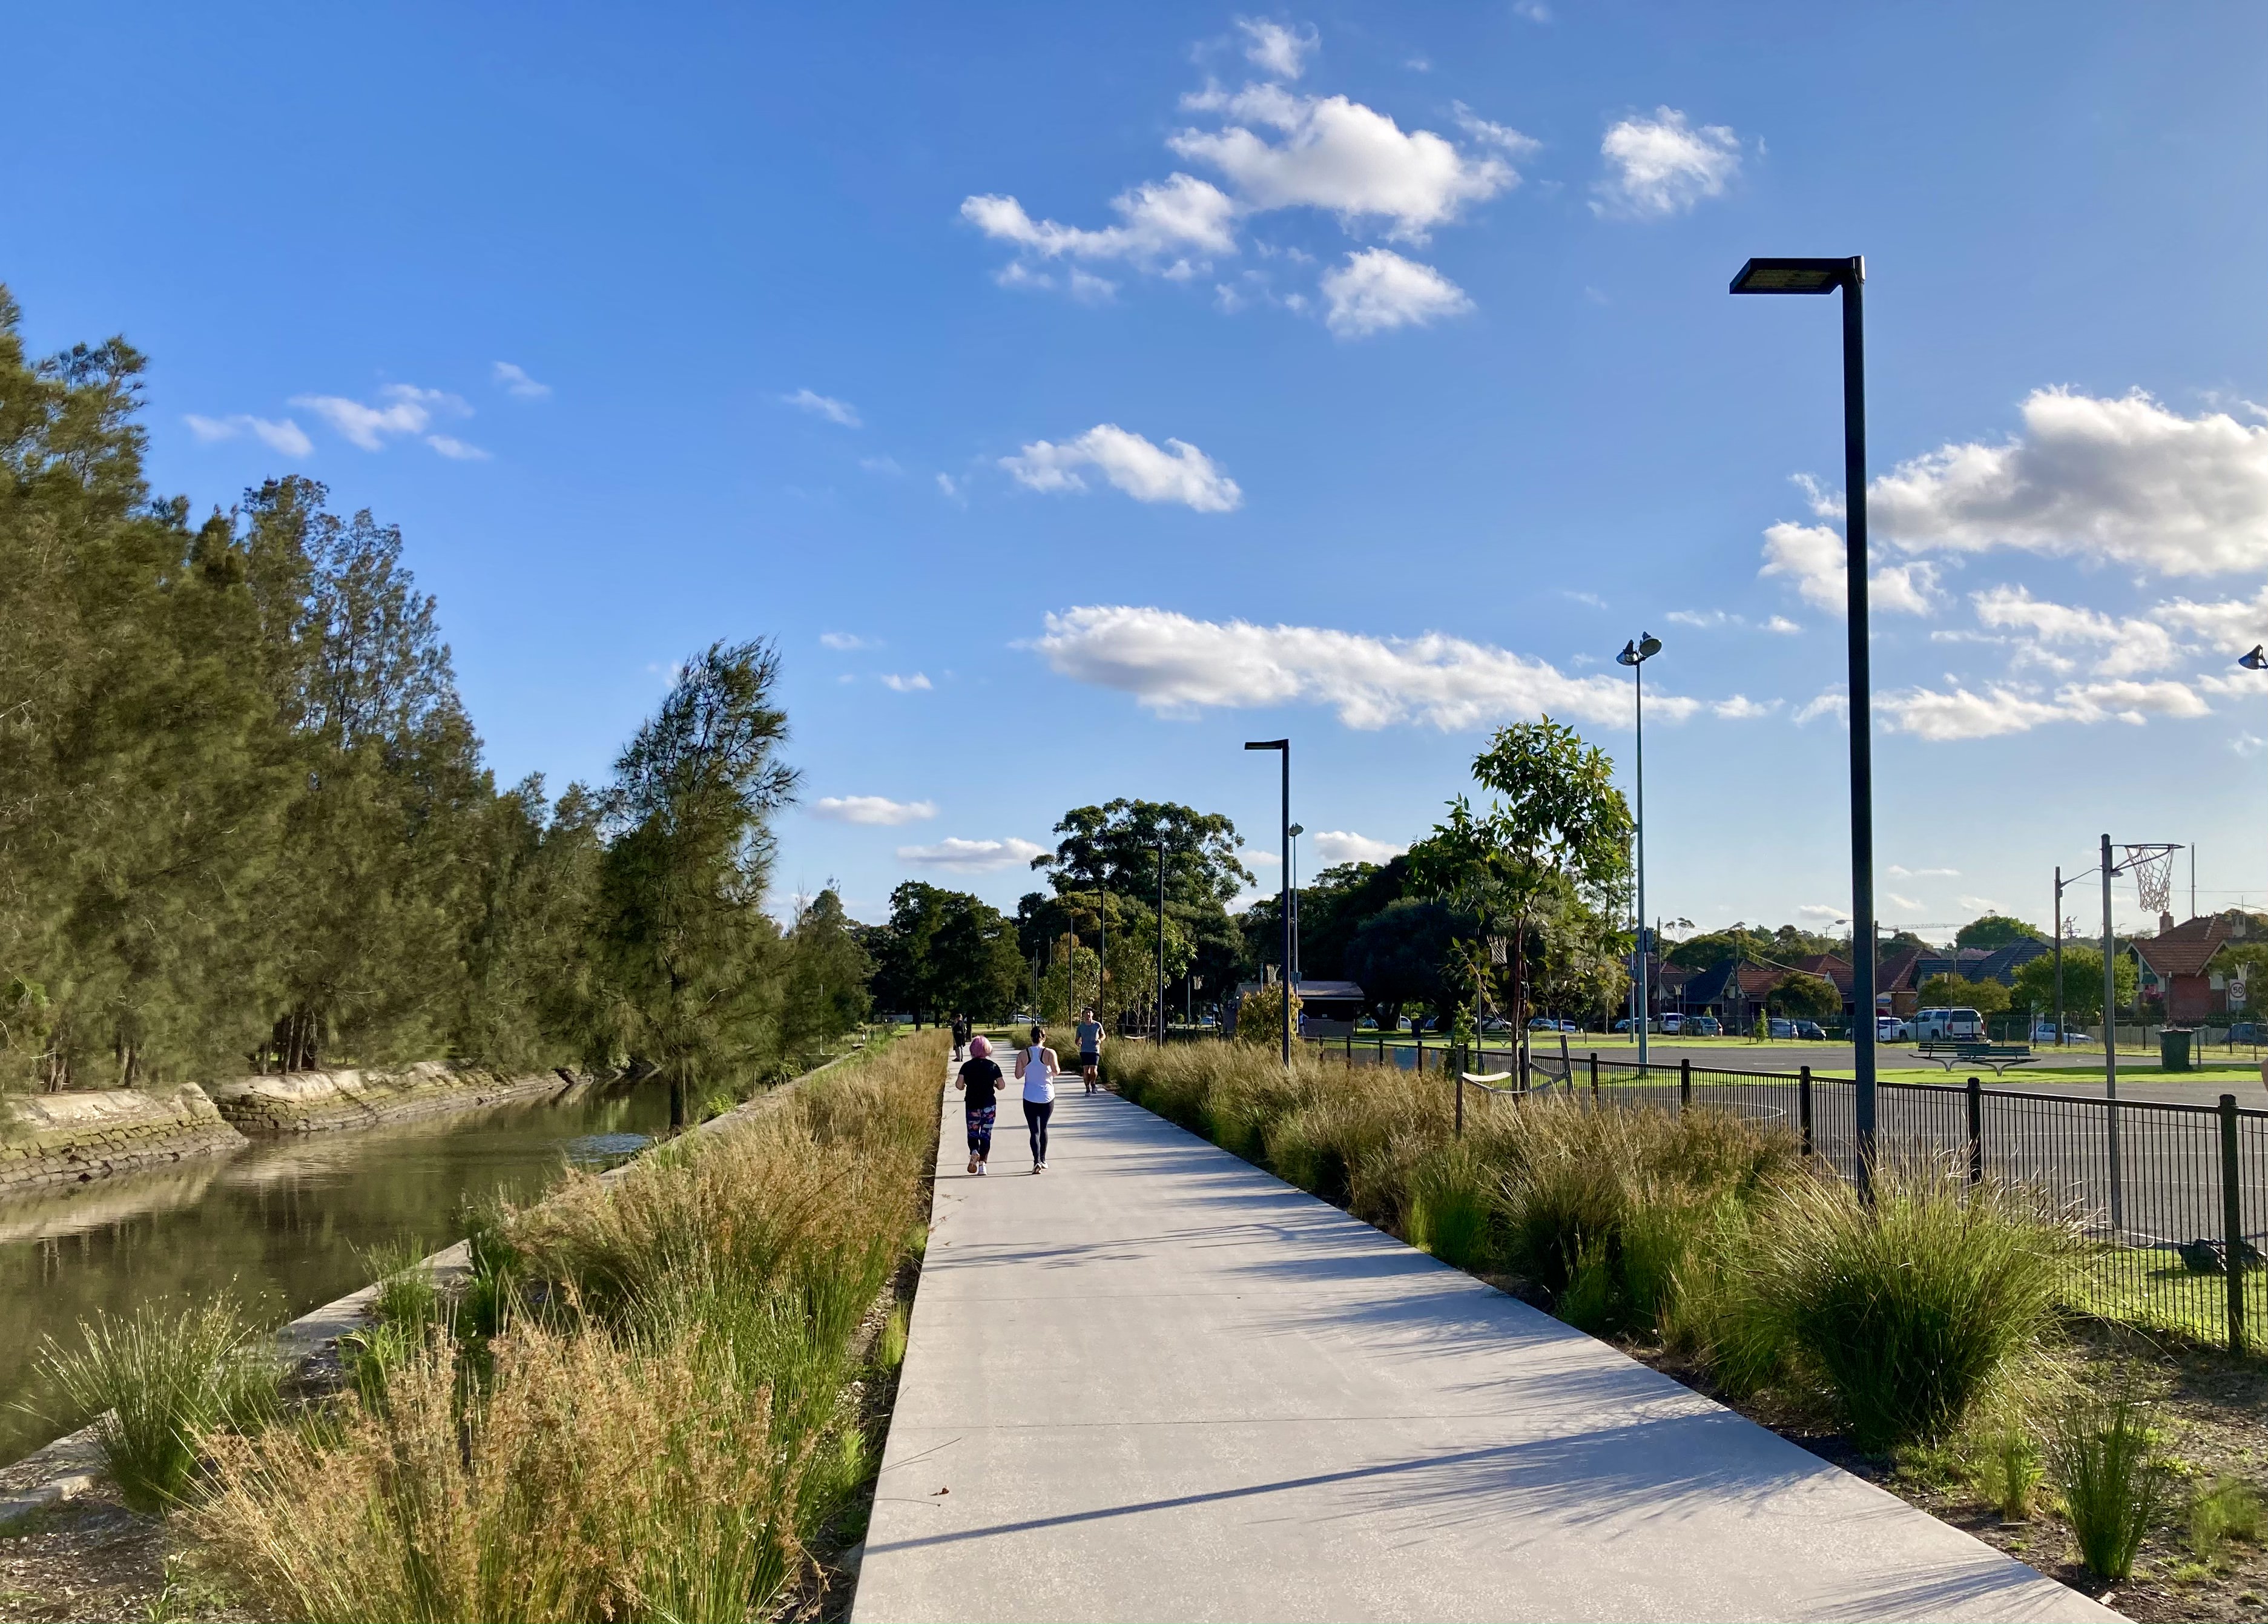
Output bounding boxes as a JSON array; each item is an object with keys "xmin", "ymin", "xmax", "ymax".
[{"xmin": 1290, "ymin": 1031, "xmax": 2267, "ymax": 1356}]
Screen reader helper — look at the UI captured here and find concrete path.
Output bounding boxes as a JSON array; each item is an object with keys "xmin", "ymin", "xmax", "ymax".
[{"xmin": 853, "ymin": 1071, "xmax": 2117, "ymax": 1623}]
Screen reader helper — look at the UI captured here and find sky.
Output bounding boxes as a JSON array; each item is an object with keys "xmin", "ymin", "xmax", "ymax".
[{"xmin": 7, "ymin": 2, "xmax": 2268, "ymax": 940}]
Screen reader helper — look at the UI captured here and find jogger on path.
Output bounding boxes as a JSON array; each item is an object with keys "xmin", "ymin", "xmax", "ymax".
[
  {"xmin": 1014, "ymin": 1025, "xmax": 1058, "ymax": 1172},
  {"xmin": 955, "ymin": 1035, "xmax": 1001, "ymax": 1176}
]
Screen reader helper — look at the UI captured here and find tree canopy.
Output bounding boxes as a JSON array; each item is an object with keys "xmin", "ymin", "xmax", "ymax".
[{"xmin": 1954, "ymin": 914, "xmax": 2043, "ymax": 951}]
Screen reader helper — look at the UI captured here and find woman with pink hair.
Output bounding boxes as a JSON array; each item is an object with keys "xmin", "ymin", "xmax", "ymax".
[{"xmin": 954, "ymin": 1034, "xmax": 1003, "ymax": 1176}]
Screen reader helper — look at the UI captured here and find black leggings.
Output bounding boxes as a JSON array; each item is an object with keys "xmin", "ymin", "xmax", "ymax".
[{"xmin": 1023, "ymin": 1098, "xmax": 1053, "ymax": 1162}]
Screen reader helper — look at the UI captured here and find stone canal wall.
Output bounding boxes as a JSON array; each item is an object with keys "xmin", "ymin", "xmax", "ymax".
[
  {"xmin": 0, "ymin": 1084, "xmax": 248, "ymax": 1197},
  {"xmin": 203, "ymin": 1061, "xmax": 569, "ymax": 1134}
]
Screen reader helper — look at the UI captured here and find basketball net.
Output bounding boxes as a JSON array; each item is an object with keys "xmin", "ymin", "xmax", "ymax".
[{"xmin": 2119, "ymin": 843, "xmax": 2181, "ymax": 922}]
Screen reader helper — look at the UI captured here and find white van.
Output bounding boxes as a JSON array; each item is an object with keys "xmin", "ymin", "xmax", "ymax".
[{"xmin": 1914, "ymin": 1007, "xmax": 1983, "ymax": 1041}]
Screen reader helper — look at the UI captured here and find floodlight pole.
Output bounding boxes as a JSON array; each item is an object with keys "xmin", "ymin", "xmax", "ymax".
[
  {"xmin": 1156, "ymin": 836, "xmax": 1167, "ymax": 1043},
  {"xmin": 1729, "ymin": 255, "xmax": 1876, "ymax": 1198},
  {"xmin": 2102, "ymin": 833, "xmax": 2125, "ymax": 1233},
  {"xmin": 1245, "ymin": 739, "xmax": 1292, "ymax": 1066}
]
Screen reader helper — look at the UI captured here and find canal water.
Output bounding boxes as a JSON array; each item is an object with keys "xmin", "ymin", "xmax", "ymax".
[{"xmin": 0, "ymin": 1078, "xmax": 673, "ymax": 1467}]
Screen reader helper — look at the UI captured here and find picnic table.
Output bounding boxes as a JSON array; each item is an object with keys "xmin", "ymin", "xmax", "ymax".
[{"xmin": 1917, "ymin": 1040, "xmax": 2035, "ymax": 1077}]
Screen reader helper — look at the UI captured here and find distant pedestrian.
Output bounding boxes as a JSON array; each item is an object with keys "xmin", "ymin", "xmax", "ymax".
[
  {"xmin": 1075, "ymin": 1005, "xmax": 1104, "ymax": 1094},
  {"xmin": 950, "ymin": 1012, "xmax": 972, "ymax": 1063},
  {"xmin": 956, "ymin": 1035, "xmax": 1002, "ymax": 1176},
  {"xmin": 1015, "ymin": 1025, "xmax": 1059, "ymax": 1172}
]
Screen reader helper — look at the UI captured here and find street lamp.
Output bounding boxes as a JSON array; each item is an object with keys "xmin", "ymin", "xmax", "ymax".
[
  {"xmin": 1617, "ymin": 633, "xmax": 1663, "ymax": 1065},
  {"xmin": 1288, "ymin": 823, "xmax": 1305, "ymax": 987},
  {"xmin": 1731, "ymin": 254, "xmax": 1879, "ymax": 1197},
  {"xmin": 1155, "ymin": 835, "xmax": 1168, "ymax": 1044},
  {"xmin": 1245, "ymin": 739, "xmax": 1292, "ymax": 1066}
]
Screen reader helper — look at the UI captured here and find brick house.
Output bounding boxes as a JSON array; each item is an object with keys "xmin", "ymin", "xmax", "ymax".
[{"xmin": 2129, "ymin": 911, "xmax": 2267, "ymax": 1023}]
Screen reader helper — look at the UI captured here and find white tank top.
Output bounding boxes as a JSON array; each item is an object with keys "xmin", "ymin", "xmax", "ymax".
[{"xmin": 1023, "ymin": 1048, "xmax": 1056, "ymax": 1104}]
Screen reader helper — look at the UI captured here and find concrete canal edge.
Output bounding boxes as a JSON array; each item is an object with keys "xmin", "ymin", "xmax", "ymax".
[
  {"xmin": 0, "ymin": 1040, "xmax": 880, "ymax": 1525},
  {"xmin": 0, "ymin": 1084, "xmax": 248, "ymax": 1198}
]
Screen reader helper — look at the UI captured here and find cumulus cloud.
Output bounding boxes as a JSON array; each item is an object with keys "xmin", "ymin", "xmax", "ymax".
[
  {"xmin": 1452, "ymin": 102, "xmax": 1541, "ymax": 159},
  {"xmin": 783, "ymin": 388, "xmax": 861, "ymax": 428},
  {"xmin": 183, "ymin": 413, "xmax": 313, "ymax": 457},
  {"xmin": 1971, "ymin": 585, "xmax": 2180, "ymax": 677},
  {"xmin": 1871, "ymin": 389, "xmax": 2268, "ymax": 576},
  {"xmin": 962, "ymin": 174, "xmax": 1240, "ymax": 272},
  {"xmin": 813, "ymin": 795, "xmax": 936, "ymax": 826},
  {"xmin": 2157, "ymin": 583, "xmax": 2268, "ymax": 653},
  {"xmin": 1713, "ymin": 695, "xmax": 1780, "ymax": 719},
  {"xmin": 880, "ymin": 673, "xmax": 933, "ymax": 692},
  {"xmin": 1880, "ymin": 677, "xmax": 2210, "ymax": 741},
  {"xmin": 1031, "ymin": 604, "xmax": 1701, "ymax": 730},
  {"xmin": 1172, "ymin": 84, "xmax": 1514, "ymax": 241},
  {"xmin": 1593, "ymin": 108, "xmax": 1742, "ymax": 217},
  {"xmin": 819, "ymin": 632, "xmax": 875, "ymax": 651},
  {"xmin": 1319, "ymin": 248, "xmax": 1472, "ymax": 337},
  {"xmin": 1759, "ymin": 522, "xmax": 1936, "ymax": 615},
  {"xmin": 492, "ymin": 361, "xmax": 551, "ymax": 399},
  {"xmin": 1236, "ymin": 16, "xmax": 1316, "ymax": 79},
  {"xmin": 1001, "ymin": 425, "xmax": 1242, "ymax": 512},
  {"xmin": 1663, "ymin": 609, "xmax": 1802, "ymax": 634},
  {"xmin": 1310, "ymin": 830, "xmax": 1408, "ymax": 865},
  {"xmin": 291, "ymin": 385, "xmax": 480, "ymax": 459},
  {"xmin": 1796, "ymin": 903, "xmax": 1850, "ymax": 923},
  {"xmin": 897, "ymin": 836, "xmax": 1048, "ymax": 873}
]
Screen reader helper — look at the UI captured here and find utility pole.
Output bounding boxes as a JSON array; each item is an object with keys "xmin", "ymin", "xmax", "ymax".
[
  {"xmin": 2053, "ymin": 866, "xmax": 2064, "ymax": 1049},
  {"xmin": 2102, "ymin": 833, "xmax": 2124, "ymax": 1233},
  {"xmin": 1156, "ymin": 836, "xmax": 1167, "ymax": 1043}
]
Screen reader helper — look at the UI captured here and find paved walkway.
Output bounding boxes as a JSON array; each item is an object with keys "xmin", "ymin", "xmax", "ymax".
[{"xmin": 853, "ymin": 1068, "xmax": 2117, "ymax": 1623}]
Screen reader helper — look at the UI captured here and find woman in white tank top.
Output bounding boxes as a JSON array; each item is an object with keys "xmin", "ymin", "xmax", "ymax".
[{"xmin": 1014, "ymin": 1025, "xmax": 1059, "ymax": 1172}]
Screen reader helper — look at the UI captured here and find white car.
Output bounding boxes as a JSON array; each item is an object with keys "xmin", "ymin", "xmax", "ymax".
[
  {"xmin": 1876, "ymin": 1015, "xmax": 1913, "ymax": 1041},
  {"xmin": 1914, "ymin": 1006, "xmax": 1984, "ymax": 1042}
]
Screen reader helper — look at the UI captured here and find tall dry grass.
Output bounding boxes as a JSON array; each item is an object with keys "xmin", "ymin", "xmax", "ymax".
[{"xmin": 191, "ymin": 1033, "xmax": 945, "ymax": 1623}]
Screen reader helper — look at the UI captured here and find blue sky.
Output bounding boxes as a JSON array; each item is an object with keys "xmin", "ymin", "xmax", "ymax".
[{"xmin": 8, "ymin": 2, "xmax": 2268, "ymax": 939}]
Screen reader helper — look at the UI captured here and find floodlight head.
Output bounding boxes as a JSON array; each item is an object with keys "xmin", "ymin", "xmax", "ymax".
[
  {"xmin": 1288, "ymin": 824, "xmax": 1304, "ymax": 838},
  {"xmin": 1244, "ymin": 739, "xmax": 1287, "ymax": 751},
  {"xmin": 1729, "ymin": 256, "xmax": 1861, "ymax": 295},
  {"xmin": 1639, "ymin": 633, "xmax": 1663, "ymax": 659},
  {"xmin": 2241, "ymin": 645, "xmax": 2268, "ymax": 671},
  {"xmin": 1616, "ymin": 639, "xmax": 1639, "ymax": 666}
]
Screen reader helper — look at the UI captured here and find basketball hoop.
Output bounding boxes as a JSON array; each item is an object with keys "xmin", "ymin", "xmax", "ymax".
[{"xmin": 2117, "ymin": 843, "xmax": 2183, "ymax": 922}]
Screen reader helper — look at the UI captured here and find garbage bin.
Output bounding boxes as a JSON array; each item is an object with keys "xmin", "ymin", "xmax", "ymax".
[{"xmin": 2160, "ymin": 1028, "xmax": 2193, "ymax": 1072}]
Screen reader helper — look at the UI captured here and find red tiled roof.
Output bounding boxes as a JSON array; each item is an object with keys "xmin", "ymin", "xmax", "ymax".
[{"xmin": 2134, "ymin": 937, "xmax": 2223, "ymax": 979}]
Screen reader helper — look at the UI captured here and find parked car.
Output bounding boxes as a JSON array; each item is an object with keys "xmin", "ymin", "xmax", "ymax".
[
  {"xmin": 2031, "ymin": 1019, "xmax": 2072, "ymax": 1043},
  {"xmin": 1793, "ymin": 1020, "xmax": 1827, "ymax": 1041},
  {"xmin": 1914, "ymin": 1006, "xmax": 1984, "ymax": 1041},
  {"xmin": 1685, "ymin": 1015, "xmax": 1721, "ymax": 1037},
  {"xmin": 1767, "ymin": 1017, "xmax": 1795, "ymax": 1038},
  {"xmin": 2230, "ymin": 1022, "xmax": 2263, "ymax": 1044},
  {"xmin": 1876, "ymin": 1015, "xmax": 1913, "ymax": 1041},
  {"xmin": 1528, "ymin": 1017, "xmax": 1578, "ymax": 1032},
  {"xmin": 1479, "ymin": 1016, "xmax": 1511, "ymax": 1033},
  {"xmin": 1656, "ymin": 1012, "xmax": 1685, "ymax": 1035}
]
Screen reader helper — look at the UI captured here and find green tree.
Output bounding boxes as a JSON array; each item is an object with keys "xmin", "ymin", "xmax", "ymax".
[
  {"xmin": 591, "ymin": 641, "xmax": 797, "ymax": 1127},
  {"xmin": 2011, "ymin": 947, "xmax": 2135, "ymax": 1025},
  {"xmin": 780, "ymin": 888, "xmax": 873, "ymax": 1053},
  {"xmin": 1343, "ymin": 899, "xmax": 1474, "ymax": 1028},
  {"xmin": 1231, "ymin": 980, "xmax": 1301, "ymax": 1047},
  {"xmin": 1772, "ymin": 971, "xmax": 1842, "ymax": 1023},
  {"xmin": 1956, "ymin": 914, "xmax": 2043, "ymax": 952},
  {"xmin": 1919, "ymin": 974, "xmax": 2012, "ymax": 1017}
]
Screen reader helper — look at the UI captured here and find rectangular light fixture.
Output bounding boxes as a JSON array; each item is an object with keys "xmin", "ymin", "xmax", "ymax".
[{"xmin": 1729, "ymin": 257, "xmax": 1858, "ymax": 295}]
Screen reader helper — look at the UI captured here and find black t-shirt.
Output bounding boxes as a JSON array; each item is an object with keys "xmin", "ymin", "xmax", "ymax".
[{"xmin": 959, "ymin": 1057, "xmax": 1002, "ymax": 1110}]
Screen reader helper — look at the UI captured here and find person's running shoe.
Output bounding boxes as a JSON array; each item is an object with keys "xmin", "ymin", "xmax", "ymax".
[
  {"xmin": 976, "ymin": 1163, "xmax": 987, "ymax": 1177},
  {"xmin": 967, "ymin": 1155, "xmax": 978, "ymax": 1174}
]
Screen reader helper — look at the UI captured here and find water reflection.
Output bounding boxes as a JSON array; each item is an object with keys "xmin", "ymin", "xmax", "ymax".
[{"xmin": 1, "ymin": 1078, "xmax": 671, "ymax": 1466}]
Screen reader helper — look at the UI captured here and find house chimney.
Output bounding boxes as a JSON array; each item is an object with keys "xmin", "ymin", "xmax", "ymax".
[{"xmin": 2160, "ymin": 911, "xmax": 2176, "ymax": 937}]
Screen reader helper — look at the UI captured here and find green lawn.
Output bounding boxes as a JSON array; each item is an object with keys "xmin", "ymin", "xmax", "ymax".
[{"xmin": 2072, "ymin": 1248, "xmax": 2268, "ymax": 1353}]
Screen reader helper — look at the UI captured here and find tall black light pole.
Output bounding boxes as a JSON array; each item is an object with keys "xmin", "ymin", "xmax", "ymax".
[
  {"xmin": 1245, "ymin": 739, "xmax": 1292, "ymax": 1066},
  {"xmin": 1288, "ymin": 823, "xmax": 1305, "ymax": 986},
  {"xmin": 1617, "ymin": 633, "xmax": 1662, "ymax": 1066},
  {"xmin": 1156, "ymin": 835, "xmax": 1168, "ymax": 1043},
  {"xmin": 1731, "ymin": 255, "xmax": 1877, "ymax": 1197}
]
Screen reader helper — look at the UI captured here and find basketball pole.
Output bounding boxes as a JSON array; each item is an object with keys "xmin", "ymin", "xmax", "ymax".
[{"xmin": 2102, "ymin": 834, "xmax": 2123, "ymax": 1235}]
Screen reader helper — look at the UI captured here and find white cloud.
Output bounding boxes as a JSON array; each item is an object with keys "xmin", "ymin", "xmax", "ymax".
[
  {"xmin": 813, "ymin": 795, "xmax": 937, "ymax": 826},
  {"xmin": 1797, "ymin": 903, "xmax": 1850, "ymax": 923},
  {"xmin": 1971, "ymin": 585, "xmax": 2180, "ymax": 676},
  {"xmin": 1593, "ymin": 108, "xmax": 1742, "ymax": 218},
  {"xmin": 292, "ymin": 384, "xmax": 469, "ymax": 452},
  {"xmin": 1871, "ymin": 389, "xmax": 2268, "ymax": 576},
  {"xmin": 1887, "ymin": 865, "xmax": 1960, "ymax": 879},
  {"xmin": 1172, "ymin": 85, "xmax": 1514, "ymax": 241},
  {"xmin": 880, "ymin": 673, "xmax": 934, "ymax": 692},
  {"xmin": 1247, "ymin": 850, "xmax": 1281, "ymax": 866},
  {"xmin": 1662, "ymin": 609, "xmax": 1802, "ymax": 635},
  {"xmin": 424, "ymin": 434, "xmax": 490, "ymax": 461},
  {"xmin": 492, "ymin": 361, "xmax": 550, "ymax": 399},
  {"xmin": 1795, "ymin": 692, "xmax": 1848, "ymax": 725},
  {"xmin": 1759, "ymin": 521, "xmax": 1936, "ymax": 615},
  {"xmin": 1236, "ymin": 17, "xmax": 1316, "ymax": 80},
  {"xmin": 819, "ymin": 632, "xmax": 875, "ymax": 651},
  {"xmin": 897, "ymin": 836, "xmax": 1048, "ymax": 873},
  {"xmin": 1712, "ymin": 695, "xmax": 1780, "ymax": 719},
  {"xmin": 936, "ymin": 473, "xmax": 963, "ymax": 500},
  {"xmin": 1310, "ymin": 830, "xmax": 1407, "ymax": 865},
  {"xmin": 962, "ymin": 173, "xmax": 1240, "ymax": 269},
  {"xmin": 1319, "ymin": 248, "xmax": 1472, "ymax": 338},
  {"xmin": 1764, "ymin": 615, "xmax": 1801, "ymax": 634},
  {"xmin": 1956, "ymin": 896, "xmax": 2002, "ymax": 914},
  {"xmin": 1001, "ymin": 425, "xmax": 1242, "ymax": 512},
  {"xmin": 1885, "ymin": 892, "xmax": 1925, "ymax": 913},
  {"xmin": 183, "ymin": 413, "xmax": 313, "ymax": 457},
  {"xmin": 784, "ymin": 388, "xmax": 861, "ymax": 428},
  {"xmin": 1031, "ymin": 604, "xmax": 1701, "ymax": 730},
  {"xmin": 1451, "ymin": 102, "xmax": 1541, "ymax": 160},
  {"xmin": 1880, "ymin": 677, "xmax": 2210, "ymax": 741},
  {"xmin": 1513, "ymin": 0, "xmax": 1551, "ymax": 18}
]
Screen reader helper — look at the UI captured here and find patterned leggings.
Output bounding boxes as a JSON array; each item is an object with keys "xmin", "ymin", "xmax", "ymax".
[{"xmin": 965, "ymin": 1104, "xmax": 996, "ymax": 1158}]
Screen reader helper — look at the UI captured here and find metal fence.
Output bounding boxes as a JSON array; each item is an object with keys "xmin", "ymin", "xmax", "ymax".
[{"xmin": 1297, "ymin": 1031, "xmax": 2268, "ymax": 1356}]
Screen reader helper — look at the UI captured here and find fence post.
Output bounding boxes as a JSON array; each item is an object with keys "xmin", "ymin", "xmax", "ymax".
[
  {"xmin": 1965, "ymin": 1076, "xmax": 1983, "ymax": 1185},
  {"xmin": 1415, "ymin": 1035, "xmax": 1423, "ymax": 1075},
  {"xmin": 1455, "ymin": 1061, "xmax": 1465, "ymax": 1139},
  {"xmin": 1345, "ymin": 1026, "xmax": 1353, "ymax": 1065},
  {"xmin": 1378, "ymin": 1031, "xmax": 1385, "ymax": 1066},
  {"xmin": 1589, "ymin": 1051, "xmax": 1600, "ymax": 1103},
  {"xmin": 1680, "ymin": 1057, "xmax": 1692, "ymax": 1111},
  {"xmin": 1798, "ymin": 1065, "xmax": 1813, "ymax": 1157},
  {"xmin": 2221, "ymin": 1092, "xmax": 2246, "ymax": 1357}
]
